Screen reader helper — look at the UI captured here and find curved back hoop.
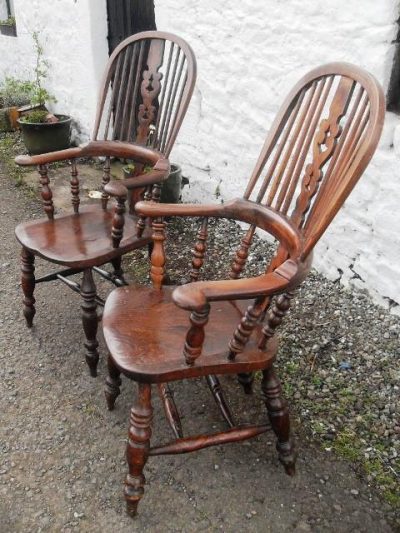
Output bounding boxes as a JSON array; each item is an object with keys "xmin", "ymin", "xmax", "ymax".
[
  {"xmin": 244, "ymin": 62, "xmax": 385, "ymax": 258},
  {"xmin": 93, "ymin": 31, "xmax": 197, "ymax": 157}
]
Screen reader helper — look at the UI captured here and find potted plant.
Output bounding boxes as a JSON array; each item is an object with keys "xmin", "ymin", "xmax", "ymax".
[
  {"xmin": 0, "ymin": 16, "xmax": 16, "ymax": 37},
  {"xmin": 17, "ymin": 32, "xmax": 71, "ymax": 155},
  {"xmin": 122, "ymin": 162, "xmax": 186, "ymax": 204}
]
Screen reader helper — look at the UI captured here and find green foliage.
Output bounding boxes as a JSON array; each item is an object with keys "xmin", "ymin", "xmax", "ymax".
[
  {"xmin": 0, "ymin": 32, "xmax": 56, "ymax": 111},
  {"xmin": 123, "ymin": 163, "xmax": 136, "ymax": 174},
  {"xmin": 332, "ymin": 429, "xmax": 362, "ymax": 462},
  {"xmin": 20, "ymin": 110, "xmax": 49, "ymax": 124},
  {"xmin": 0, "ymin": 133, "xmax": 26, "ymax": 186},
  {"xmin": 0, "ymin": 16, "xmax": 15, "ymax": 26},
  {"xmin": 0, "ymin": 77, "xmax": 32, "ymax": 108},
  {"xmin": 123, "ymin": 164, "xmax": 153, "ymax": 175},
  {"xmin": 29, "ymin": 31, "xmax": 56, "ymax": 107}
]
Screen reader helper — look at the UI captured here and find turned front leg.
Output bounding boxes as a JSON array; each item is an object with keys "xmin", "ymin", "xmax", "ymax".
[
  {"xmin": 261, "ymin": 366, "xmax": 296, "ymax": 476},
  {"xmin": 21, "ymin": 248, "xmax": 36, "ymax": 328},
  {"xmin": 125, "ymin": 383, "xmax": 153, "ymax": 517},
  {"xmin": 81, "ymin": 268, "xmax": 99, "ymax": 377}
]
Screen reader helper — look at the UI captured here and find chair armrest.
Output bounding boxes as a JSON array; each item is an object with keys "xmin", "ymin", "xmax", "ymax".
[
  {"xmin": 172, "ymin": 258, "xmax": 309, "ymax": 311},
  {"xmin": 104, "ymin": 161, "xmax": 170, "ymax": 198},
  {"xmin": 15, "ymin": 140, "xmax": 166, "ymax": 167},
  {"xmin": 136, "ymin": 198, "xmax": 304, "ymax": 260}
]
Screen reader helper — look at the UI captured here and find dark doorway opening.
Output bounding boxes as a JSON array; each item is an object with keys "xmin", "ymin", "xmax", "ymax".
[
  {"xmin": 107, "ymin": 0, "xmax": 157, "ymax": 54},
  {"xmin": 387, "ymin": 18, "xmax": 400, "ymax": 112}
]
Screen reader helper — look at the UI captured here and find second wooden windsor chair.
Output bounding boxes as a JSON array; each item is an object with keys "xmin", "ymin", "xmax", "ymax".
[
  {"xmin": 101, "ymin": 62, "xmax": 385, "ymax": 515},
  {"xmin": 14, "ymin": 31, "xmax": 197, "ymax": 378}
]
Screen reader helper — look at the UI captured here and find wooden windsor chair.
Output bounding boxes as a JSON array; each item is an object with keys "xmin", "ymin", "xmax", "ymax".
[
  {"xmin": 14, "ymin": 31, "xmax": 196, "ymax": 378},
  {"xmin": 101, "ymin": 62, "xmax": 385, "ymax": 516}
]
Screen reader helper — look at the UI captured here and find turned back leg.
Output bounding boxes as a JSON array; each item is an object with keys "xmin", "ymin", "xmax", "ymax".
[
  {"xmin": 81, "ymin": 268, "xmax": 99, "ymax": 377},
  {"xmin": 111, "ymin": 256, "xmax": 126, "ymax": 284},
  {"xmin": 21, "ymin": 248, "xmax": 36, "ymax": 328},
  {"xmin": 125, "ymin": 383, "xmax": 153, "ymax": 517},
  {"xmin": 105, "ymin": 355, "xmax": 122, "ymax": 410},
  {"xmin": 237, "ymin": 372, "xmax": 254, "ymax": 394},
  {"xmin": 261, "ymin": 366, "xmax": 296, "ymax": 475}
]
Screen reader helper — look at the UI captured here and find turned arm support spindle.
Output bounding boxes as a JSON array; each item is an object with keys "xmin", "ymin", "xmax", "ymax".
[
  {"xmin": 38, "ymin": 164, "xmax": 54, "ymax": 220},
  {"xmin": 101, "ymin": 156, "xmax": 111, "ymax": 210},
  {"xmin": 70, "ymin": 159, "xmax": 80, "ymax": 214},
  {"xmin": 183, "ymin": 304, "xmax": 210, "ymax": 365},
  {"xmin": 15, "ymin": 141, "xmax": 169, "ymax": 225},
  {"xmin": 149, "ymin": 217, "xmax": 166, "ymax": 289},
  {"xmin": 111, "ymin": 195, "xmax": 127, "ymax": 248},
  {"xmin": 190, "ymin": 218, "xmax": 208, "ymax": 282}
]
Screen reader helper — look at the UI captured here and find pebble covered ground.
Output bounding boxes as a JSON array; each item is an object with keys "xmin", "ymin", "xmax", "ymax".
[
  {"xmin": 127, "ymin": 215, "xmax": 400, "ymax": 514},
  {"xmin": 0, "ymin": 132, "xmax": 399, "ymax": 531}
]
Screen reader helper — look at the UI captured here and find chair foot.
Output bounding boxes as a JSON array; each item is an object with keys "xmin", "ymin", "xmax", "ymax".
[
  {"xmin": 124, "ymin": 383, "xmax": 153, "ymax": 517},
  {"xmin": 111, "ymin": 256, "xmax": 127, "ymax": 284},
  {"xmin": 126, "ymin": 500, "xmax": 139, "ymax": 517},
  {"xmin": 238, "ymin": 372, "xmax": 254, "ymax": 395},
  {"xmin": 21, "ymin": 248, "xmax": 36, "ymax": 328},
  {"xmin": 81, "ymin": 268, "xmax": 99, "ymax": 377},
  {"xmin": 261, "ymin": 366, "xmax": 296, "ymax": 475},
  {"xmin": 105, "ymin": 356, "xmax": 122, "ymax": 410}
]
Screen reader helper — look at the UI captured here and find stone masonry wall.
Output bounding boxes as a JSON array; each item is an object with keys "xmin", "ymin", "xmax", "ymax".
[
  {"xmin": 155, "ymin": 0, "xmax": 400, "ymax": 314},
  {"xmin": 0, "ymin": 0, "xmax": 109, "ymax": 141},
  {"xmin": 0, "ymin": 0, "xmax": 399, "ymax": 313}
]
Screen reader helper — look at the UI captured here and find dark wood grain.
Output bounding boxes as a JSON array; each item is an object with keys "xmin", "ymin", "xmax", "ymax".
[
  {"xmin": 103, "ymin": 284, "xmax": 278, "ymax": 383},
  {"xmin": 103, "ymin": 63, "xmax": 385, "ymax": 516},
  {"xmin": 15, "ymin": 206, "xmax": 152, "ymax": 268},
  {"xmin": 14, "ymin": 33, "xmax": 196, "ymax": 376}
]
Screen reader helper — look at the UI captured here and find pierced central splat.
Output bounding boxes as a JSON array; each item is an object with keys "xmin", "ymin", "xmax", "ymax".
[
  {"xmin": 145, "ymin": 72, "xmax": 154, "ymax": 92},
  {"xmin": 95, "ymin": 34, "xmax": 196, "ymax": 157}
]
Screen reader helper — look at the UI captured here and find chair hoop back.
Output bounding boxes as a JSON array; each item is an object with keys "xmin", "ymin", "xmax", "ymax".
[
  {"xmin": 243, "ymin": 62, "xmax": 385, "ymax": 258},
  {"xmin": 93, "ymin": 31, "xmax": 197, "ymax": 157}
]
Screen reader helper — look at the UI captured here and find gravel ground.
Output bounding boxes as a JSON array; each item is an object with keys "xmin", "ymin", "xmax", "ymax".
[{"xmin": 0, "ymin": 133, "xmax": 399, "ymax": 532}]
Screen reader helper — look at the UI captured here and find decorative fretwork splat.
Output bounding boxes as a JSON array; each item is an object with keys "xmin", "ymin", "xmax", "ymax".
[
  {"xmin": 290, "ymin": 77, "xmax": 355, "ymax": 228},
  {"xmin": 136, "ymin": 40, "xmax": 165, "ymax": 146}
]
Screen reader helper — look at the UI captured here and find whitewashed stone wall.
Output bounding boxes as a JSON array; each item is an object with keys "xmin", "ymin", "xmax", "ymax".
[
  {"xmin": 0, "ymin": 0, "xmax": 109, "ymax": 141},
  {"xmin": 0, "ymin": 0, "xmax": 399, "ymax": 313},
  {"xmin": 0, "ymin": 2, "xmax": 8, "ymax": 20},
  {"xmin": 156, "ymin": 0, "xmax": 400, "ymax": 314}
]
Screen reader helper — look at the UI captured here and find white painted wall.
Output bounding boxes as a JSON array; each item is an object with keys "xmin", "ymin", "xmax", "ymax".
[
  {"xmin": 155, "ymin": 0, "xmax": 400, "ymax": 314},
  {"xmin": 0, "ymin": 0, "xmax": 399, "ymax": 313},
  {"xmin": 0, "ymin": 2, "xmax": 9, "ymax": 20},
  {"xmin": 0, "ymin": 0, "xmax": 109, "ymax": 141}
]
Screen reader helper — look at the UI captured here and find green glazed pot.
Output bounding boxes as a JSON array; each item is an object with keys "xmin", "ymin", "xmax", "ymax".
[{"xmin": 17, "ymin": 115, "xmax": 72, "ymax": 155}]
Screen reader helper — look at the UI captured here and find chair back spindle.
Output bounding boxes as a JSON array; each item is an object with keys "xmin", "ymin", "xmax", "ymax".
[
  {"xmin": 226, "ymin": 64, "xmax": 384, "ymax": 358},
  {"xmin": 70, "ymin": 160, "xmax": 80, "ymax": 214},
  {"xmin": 193, "ymin": 64, "xmax": 384, "ymax": 363},
  {"xmin": 93, "ymin": 31, "xmax": 197, "ymax": 158}
]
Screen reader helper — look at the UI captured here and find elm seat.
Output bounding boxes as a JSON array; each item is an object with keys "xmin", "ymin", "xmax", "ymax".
[
  {"xmin": 15, "ymin": 205, "xmax": 152, "ymax": 268},
  {"xmin": 103, "ymin": 284, "xmax": 278, "ymax": 383}
]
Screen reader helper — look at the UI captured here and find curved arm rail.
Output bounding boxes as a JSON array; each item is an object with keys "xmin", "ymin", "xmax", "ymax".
[
  {"xmin": 15, "ymin": 140, "xmax": 166, "ymax": 167},
  {"xmin": 136, "ymin": 198, "xmax": 303, "ymax": 259},
  {"xmin": 135, "ymin": 198, "xmax": 312, "ymax": 311}
]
